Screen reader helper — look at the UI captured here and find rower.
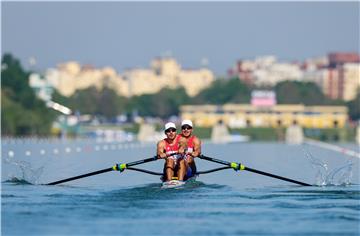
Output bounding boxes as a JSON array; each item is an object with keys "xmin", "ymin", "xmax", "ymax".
[
  {"xmin": 178, "ymin": 120, "xmax": 201, "ymax": 180},
  {"xmin": 157, "ymin": 122, "xmax": 187, "ymax": 181}
]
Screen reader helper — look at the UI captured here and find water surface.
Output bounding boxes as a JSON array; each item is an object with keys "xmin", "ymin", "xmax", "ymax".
[{"xmin": 2, "ymin": 141, "xmax": 359, "ymax": 235}]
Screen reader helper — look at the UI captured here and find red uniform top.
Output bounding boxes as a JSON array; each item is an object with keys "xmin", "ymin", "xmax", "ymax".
[
  {"xmin": 185, "ymin": 135, "xmax": 197, "ymax": 154},
  {"xmin": 164, "ymin": 135, "xmax": 181, "ymax": 157}
]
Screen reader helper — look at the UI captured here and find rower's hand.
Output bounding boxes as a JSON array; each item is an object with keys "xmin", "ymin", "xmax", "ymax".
[
  {"xmin": 178, "ymin": 147, "xmax": 185, "ymax": 154},
  {"xmin": 158, "ymin": 154, "xmax": 167, "ymax": 159}
]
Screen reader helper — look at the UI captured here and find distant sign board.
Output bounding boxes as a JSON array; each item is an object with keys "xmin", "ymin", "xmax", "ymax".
[{"xmin": 251, "ymin": 90, "xmax": 276, "ymax": 106}]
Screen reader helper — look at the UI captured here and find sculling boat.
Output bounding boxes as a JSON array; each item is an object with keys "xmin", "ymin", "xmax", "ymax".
[
  {"xmin": 161, "ymin": 176, "xmax": 197, "ymax": 189},
  {"xmin": 46, "ymin": 155, "xmax": 313, "ymax": 187},
  {"xmin": 162, "ymin": 179, "xmax": 186, "ymax": 189}
]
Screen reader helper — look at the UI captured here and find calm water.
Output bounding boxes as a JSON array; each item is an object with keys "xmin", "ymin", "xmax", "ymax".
[{"xmin": 2, "ymin": 140, "xmax": 360, "ymax": 235}]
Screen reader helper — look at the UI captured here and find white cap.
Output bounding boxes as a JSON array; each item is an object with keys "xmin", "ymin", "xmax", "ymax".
[
  {"xmin": 164, "ymin": 122, "xmax": 176, "ymax": 131},
  {"xmin": 181, "ymin": 120, "xmax": 193, "ymax": 127}
]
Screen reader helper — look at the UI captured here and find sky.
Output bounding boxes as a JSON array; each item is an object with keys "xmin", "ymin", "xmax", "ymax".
[{"xmin": 2, "ymin": 1, "xmax": 359, "ymax": 76}]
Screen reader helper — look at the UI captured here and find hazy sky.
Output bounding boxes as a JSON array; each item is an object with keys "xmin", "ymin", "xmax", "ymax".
[{"xmin": 2, "ymin": 1, "xmax": 359, "ymax": 75}]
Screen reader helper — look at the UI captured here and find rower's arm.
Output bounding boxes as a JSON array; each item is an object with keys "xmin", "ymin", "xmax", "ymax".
[
  {"xmin": 191, "ymin": 137, "xmax": 201, "ymax": 158},
  {"xmin": 178, "ymin": 137, "xmax": 187, "ymax": 155},
  {"xmin": 157, "ymin": 141, "xmax": 167, "ymax": 159}
]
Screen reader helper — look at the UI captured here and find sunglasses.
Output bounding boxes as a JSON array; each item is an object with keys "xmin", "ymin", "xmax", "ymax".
[
  {"xmin": 165, "ymin": 128, "xmax": 177, "ymax": 133},
  {"xmin": 181, "ymin": 126, "xmax": 192, "ymax": 130}
]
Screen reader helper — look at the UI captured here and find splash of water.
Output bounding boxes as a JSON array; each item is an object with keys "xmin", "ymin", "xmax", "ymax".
[
  {"xmin": 3, "ymin": 177, "xmax": 33, "ymax": 185},
  {"xmin": 326, "ymin": 159, "xmax": 353, "ymax": 186},
  {"xmin": 302, "ymin": 146, "xmax": 328, "ymax": 186},
  {"xmin": 3, "ymin": 156, "xmax": 44, "ymax": 185},
  {"xmin": 302, "ymin": 145, "xmax": 354, "ymax": 186}
]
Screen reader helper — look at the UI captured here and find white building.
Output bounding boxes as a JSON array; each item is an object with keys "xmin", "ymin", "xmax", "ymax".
[
  {"xmin": 29, "ymin": 73, "xmax": 54, "ymax": 101},
  {"xmin": 252, "ymin": 56, "xmax": 303, "ymax": 86},
  {"xmin": 41, "ymin": 58, "xmax": 214, "ymax": 98}
]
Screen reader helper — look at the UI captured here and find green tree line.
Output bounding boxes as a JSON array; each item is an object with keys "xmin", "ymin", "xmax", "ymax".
[{"xmin": 2, "ymin": 54, "xmax": 56, "ymax": 136}]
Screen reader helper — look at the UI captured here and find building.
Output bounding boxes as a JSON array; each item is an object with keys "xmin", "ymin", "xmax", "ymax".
[
  {"xmin": 181, "ymin": 104, "xmax": 348, "ymax": 129},
  {"xmin": 313, "ymin": 62, "xmax": 360, "ymax": 101},
  {"xmin": 228, "ymin": 56, "xmax": 303, "ymax": 86},
  {"xmin": 315, "ymin": 68, "xmax": 340, "ymax": 100},
  {"xmin": 253, "ymin": 62, "xmax": 302, "ymax": 86},
  {"xmin": 43, "ymin": 58, "xmax": 214, "ymax": 97},
  {"xmin": 328, "ymin": 52, "xmax": 360, "ymax": 68},
  {"xmin": 319, "ymin": 53, "xmax": 360, "ymax": 101},
  {"xmin": 250, "ymin": 90, "xmax": 276, "ymax": 106},
  {"xmin": 303, "ymin": 53, "xmax": 360, "ymax": 101},
  {"xmin": 229, "ymin": 53, "xmax": 359, "ymax": 101},
  {"xmin": 340, "ymin": 63, "xmax": 360, "ymax": 101},
  {"xmin": 29, "ymin": 73, "xmax": 54, "ymax": 101},
  {"xmin": 125, "ymin": 58, "xmax": 214, "ymax": 97},
  {"xmin": 177, "ymin": 68, "xmax": 214, "ymax": 96},
  {"xmin": 227, "ymin": 60, "xmax": 256, "ymax": 84},
  {"xmin": 44, "ymin": 62, "xmax": 127, "ymax": 97},
  {"xmin": 123, "ymin": 68, "xmax": 169, "ymax": 96}
]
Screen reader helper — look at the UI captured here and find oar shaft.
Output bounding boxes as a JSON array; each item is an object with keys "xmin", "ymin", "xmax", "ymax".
[
  {"xmin": 196, "ymin": 166, "xmax": 232, "ymax": 175},
  {"xmin": 46, "ymin": 156, "xmax": 159, "ymax": 185},
  {"xmin": 199, "ymin": 155, "xmax": 312, "ymax": 186},
  {"xmin": 47, "ymin": 167, "xmax": 113, "ymax": 185},
  {"xmin": 198, "ymin": 155, "xmax": 230, "ymax": 165},
  {"xmin": 127, "ymin": 156, "xmax": 158, "ymax": 167},
  {"xmin": 127, "ymin": 167, "xmax": 163, "ymax": 176},
  {"xmin": 244, "ymin": 167, "xmax": 312, "ymax": 186}
]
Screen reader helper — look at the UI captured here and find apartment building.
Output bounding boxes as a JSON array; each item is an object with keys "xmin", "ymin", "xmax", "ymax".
[
  {"xmin": 342, "ymin": 63, "xmax": 360, "ymax": 101},
  {"xmin": 228, "ymin": 56, "xmax": 303, "ymax": 86},
  {"xmin": 126, "ymin": 58, "xmax": 214, "ymax": 97},
  {"xmin": 43, "ymin": 62, "xmax": 127, "ymax": 97},
  {"xmin": 41, "ymin": 58, "xmax": 214, "ymax": 98},
  {"xmin": 229, "ymin": 53, "xmax": 360, "ymax": 101},
  {"xmin": 312, "ymin": 62, "xmax": 360, "ymax": 101},
  {"xmin": 123, "ymin": 68, "xmax": 170, "ymax": 96}
]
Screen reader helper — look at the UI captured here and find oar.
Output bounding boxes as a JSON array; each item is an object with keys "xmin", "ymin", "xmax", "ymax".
[
  {"xmin": 46, "ymin": 156, "xmax": 158, "ymax": 185},
  {"xmin": 199, "ymin": 155, "xmax": 312, "ymax": 186}
]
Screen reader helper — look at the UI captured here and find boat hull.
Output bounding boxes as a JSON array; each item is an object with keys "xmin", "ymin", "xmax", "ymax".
[{"xmin": 161, "ymin": 180, "xmax": 186, "ymax": 189}]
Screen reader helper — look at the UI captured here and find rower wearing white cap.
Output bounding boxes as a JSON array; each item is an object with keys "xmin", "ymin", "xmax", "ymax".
[
  {"xmin": 157, "ymin": 122, "xmax": 187, "ymax": 181},
  {"xmin": 178, "ymin": 119, "xmax": 201, "ymax": 179}
]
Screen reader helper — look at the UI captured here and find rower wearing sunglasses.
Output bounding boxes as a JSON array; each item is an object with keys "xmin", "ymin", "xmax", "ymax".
[
  {"xmin": 157, "ymin": 122, "xmax": 187, "ymax": 181},
  {"xmin": 178, "ymin": 120, "xmax": 201, "ymax": 178}
]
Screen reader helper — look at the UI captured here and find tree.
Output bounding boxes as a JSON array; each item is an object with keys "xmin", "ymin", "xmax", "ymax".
[
  {"xmin": 151, "ymin": 87, "xmax": 190, "ymax": 118},
  {"xmin": 59, "ymin": 86, "xmax": 128, "ymax": 119},
  {"xmin": 127, "ymin": 87, "xmax": 190, "ymax": 118},
  {"xmin": 70, "ymin": 87, "xmax": 100, "ymax": 115},
  {"xmin": 193, "ymin": 78, "xmax": 251, "ymax": 104},
  {"xmin": 98, "ymin": 87, "xmax": 127, "ymax": 119},
  {"xmin": 347, "ymin": 92, "xmax": 360, "ymax": 121},
  {"xmin": 52, "ymin": 89, "xmax": 71, "ymax": 107},
  {"xmin": 275, "ymin": 81, "xmax": 330, "ymax": 105},
  {"xmin": 1, "ymin": 54, "xmax": 55, "ymax": 135}
]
